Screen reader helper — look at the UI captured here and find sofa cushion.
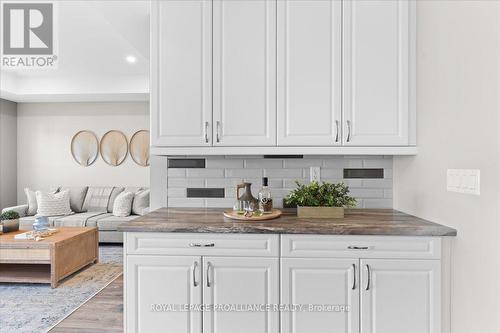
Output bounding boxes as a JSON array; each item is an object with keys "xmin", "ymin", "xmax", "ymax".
[
  {"xmin": 54, "ymin": 212, "xmax": 107, "ymax": 227},
  {"xmin": 24, "ymin": 188, "xmax": 38, "ymax": 216},
  {"xmin": 36, "ymin": 190, "xmax": 72, "ymax": 216},
  {"xmin": 86, "ymin": 213, "xmax": 113, "ymax": 228},
  {"xmin": 132, "ymin": 189, "xmax": 150, "ymax": 216},
  {"xmin": 82, "ymin": 187, "xmax": 114, "ymax": 212},
  {"xmin": 97, "ymin": 215, "xmax": 139, "ymax": 231},
  {"xmin": 60, "ymin": 186, "xmax": 89, "ymax": 213},
  {"xmin": 107, "ymin": 187, "xmax": 125, "ymax": 213},
  {"xmin": 19, "ymin": 216, "xmax": 60, "ymax": 229}
]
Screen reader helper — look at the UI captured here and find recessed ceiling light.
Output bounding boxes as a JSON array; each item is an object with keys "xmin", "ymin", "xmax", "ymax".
[{"xmin": 126, "ymin": 55, "xmax": 137, "ymax": 64}]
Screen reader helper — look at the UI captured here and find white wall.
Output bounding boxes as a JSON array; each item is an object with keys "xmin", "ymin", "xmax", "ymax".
[
  {"xmin": 17, "ymin": 102, "xmax": 150, "ymax": 203},
  {"xmin": 394, "ymin": 2, "xmax": 500, "ymax": 332},
  {"xmin": 0, "ymin": 99, "xmax": 18, "ymax": 211}
]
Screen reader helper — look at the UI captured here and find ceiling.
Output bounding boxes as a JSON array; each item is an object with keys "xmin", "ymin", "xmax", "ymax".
[{"xmin": 0, "ymin": 1, "xmax": 150, "ymax": 102}]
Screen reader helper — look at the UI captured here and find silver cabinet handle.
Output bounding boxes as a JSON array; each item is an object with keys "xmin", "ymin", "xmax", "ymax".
[
  {"xmin": 216, "ymin": 121, "xmax": 221, "ymax": 143},
  {"xmin": 352, "ymin": 264, "xmax": 356, "ymax": 290},
  {"xmin": 193, "ymin": 261, "xmax": 199, "ymax": 287},
  {"xmin": 335, "ymin": 120, "xmax": 340, "ymax": 143},
  {"xmin": 206, "ymin": 261, "xmax": 212, "ymax": 287},
  {"xmin": 365, "ymin": 264, "xmax": 371, "ymax": 291},
  {"xmin": 346, "ymin": 120, "xmax": 352, "ymax": 142},
  {"xmin": 347, "ymin": 246, "xmax": 369, "ymax": 250},
  {"xmin": 204, "ymin": 121, "xmax": 209, "ymax": 143},
  {"xmin": 189, "ymin": 243, "xmax": 215, "ymax": 248}
]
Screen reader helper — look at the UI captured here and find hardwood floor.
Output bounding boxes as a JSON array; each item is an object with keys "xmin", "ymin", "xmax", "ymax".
[{"xmin": 50, "ymin": 274, "xmax": 123, "ymax": 332}]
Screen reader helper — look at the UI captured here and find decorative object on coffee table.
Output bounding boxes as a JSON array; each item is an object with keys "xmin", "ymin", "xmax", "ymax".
[
  {"xmin": 0, "ymin": 211, "xmax": 20, "ymax": 233},
  {"xmin": 284, "ymin": 181, "xmax": 357, "ymax": 218},
  {"xmin": 100, "ymin": 130, "xmax": 128, "ymax": 166},
  {"xmin": 71, "ymin": 130, "xmax": 99, "ymax": 166},
  {"xmin": 33, "ymin": 216, "xmax": 50, "ymax": 231},
  {"xmin": 129, "ymin": 130, "xmax": 150, "ymax": 167},
  {"xmin": 0, "ymin": 227, "xmax": 99, "ymax": 288}
]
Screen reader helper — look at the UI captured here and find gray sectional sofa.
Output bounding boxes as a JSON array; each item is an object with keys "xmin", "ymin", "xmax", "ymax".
[{"xmin": 1, "ymin": 186, "xmax": 149, "ymax": 243}]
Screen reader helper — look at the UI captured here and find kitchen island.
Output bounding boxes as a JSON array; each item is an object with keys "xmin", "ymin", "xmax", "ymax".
[{"xmin": 119, "ymin": 208, "xmax": 456, "ymax": 333}]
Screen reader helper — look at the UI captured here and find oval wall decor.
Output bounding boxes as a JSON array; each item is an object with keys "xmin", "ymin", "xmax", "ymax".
[
  {"xmin": 71, "ymin": 130, "xmax": 99, "ymax": 167},
  {"xmin": 129, "ymin": 130, "xmax": 150, "ymax": 167},
  {"xmin": 100, "ymin": 130, "xmax": 128, "ymax": 166}
]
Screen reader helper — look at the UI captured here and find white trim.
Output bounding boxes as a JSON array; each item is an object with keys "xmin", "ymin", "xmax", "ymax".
[
  {"xmin": 151, "ymin": 145, "xmax": 417, "ymax": 156},
  {"xmin": 0, "ymin": 91, "xmax": 149, "ymax": 103}
]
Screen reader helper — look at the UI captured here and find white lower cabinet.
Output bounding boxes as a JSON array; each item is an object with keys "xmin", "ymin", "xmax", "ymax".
[
  {"xmin": 281, "ymin": 258, "xmax": 359, "ymax": 333},
  {"xmin": 124, "ymin": 233, "xmax": 447, "ymax": 333},
  {"xmin": 125, "ymin": 255, "xmax": 202, "ymax": 333},
  {"xmin": 203, "ymin": 257, "xmax": 279, "ymax": 333},
  {"xmin": 360, "ymin": 259, "xmax": 441, "ymax": 333}
]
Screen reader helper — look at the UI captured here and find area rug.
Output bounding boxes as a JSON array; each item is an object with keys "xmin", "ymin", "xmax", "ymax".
[{"xmin": 0, "ymin": 245, "xmax": 123, "ymax": 333}]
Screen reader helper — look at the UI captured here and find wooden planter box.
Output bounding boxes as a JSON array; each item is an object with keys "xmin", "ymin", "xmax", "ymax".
[
  {"xmin": 0, "ymin": 219, "xmax": 20, "ymax": 233},
  {"xmin": 297, "ymin": 207, "xmax": 345, "ymax": 218}
]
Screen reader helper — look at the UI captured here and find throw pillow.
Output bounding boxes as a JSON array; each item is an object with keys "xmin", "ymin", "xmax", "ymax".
[
  {"xmin": 107, "ymin": 187, "xmax": 125, "ymax": 213},
  {"xmin": 132, "ymin": 189, "xmax": 150, "ymax": 216},
  {"xmin": 24, "ymin": 188, "xmax": 38, "ymax": 216},
  {"xmin": 36, "ymin": 190, "xmax": 72, "ymax": 216},
  {"xmin": 112, "ymin": 191, "xmax": 134, "ymax": 217}
]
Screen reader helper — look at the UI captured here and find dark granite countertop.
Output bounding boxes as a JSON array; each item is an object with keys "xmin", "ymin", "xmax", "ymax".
[{"xmin": 117, "ymin": 208, "xmax": 457, "ymax": 236}]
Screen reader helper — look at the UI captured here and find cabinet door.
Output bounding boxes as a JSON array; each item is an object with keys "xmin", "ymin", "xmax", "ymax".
[
  {"xmin": 281, "ymin": 258, "xmax": 359, "ymax": 333},
  {"xmin": 151, "ymin": 0, "xmax": 212, "ymax": 146},
  {"xmin": 203, "ymin": 257, "xmax": 279, "ymax": 333},
  {"xmin": 343, "ymin": 0, "xmax": 410, "ymax": 146},
  {"xmin": 213, "ymin": 0, "xmax": 276, "ymax": 146},
  {"xmin": 360, "ymin": 259, "xmax": 441, "ymax": 333},
  {"xmin": 277, "ymin": 0, "xmax": 342, "ymax": 146},
  {"xmin": 125, "ymin": 255, "xmax": 202, "ymax": 333}
]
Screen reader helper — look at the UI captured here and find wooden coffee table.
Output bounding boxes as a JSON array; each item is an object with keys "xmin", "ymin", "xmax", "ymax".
[{"xmin": 0, "ymin": 227, "xmax": 98, "ymax": 288}]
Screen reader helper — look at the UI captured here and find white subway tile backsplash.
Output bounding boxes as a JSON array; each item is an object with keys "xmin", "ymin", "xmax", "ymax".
[
  {"xmin": 226, "ymin": 168, "xmax": 263, "ymax": 178},
  {"xmin": 363, "ymin": 158, "xmax": 393, "ymax": 169},
  {"xmin": 363, "ymin": 199, "xmax": 393, "ymax": 208},
  {"xmin": 167, "ymin": 169, "xmax": 186, "ymax": 177},
  {"xmin": 168, "ymin": 178, "xmax": 205, "ymax": 188},
  {"xmin": 168, "ymin": 198, "xmax": 205, "ymax": 207},
  {"xmin": 167, "ymin": 188, "xmax": 186, "ymax": 197},
  {"xmin": 187, "ymin": 169, "xmax": 225, "ymax": 178},
  {"xmin": 349, "ymin": 188, "xmax": 385, "ymax": 199},
  {"xmin": 246, "ymin": 159, "xmax": 283, "ymax": 169},
  {"xmin": 206, "ymin": 158, "xmax": 244, "ymax": 169},
  {"xmin": 265, "ymin": 168, "xmax": 303, "ymax": 178},
  {"xmin": 166, "ymin": 156, "xmax": 393, "ymax": 208},
  {"xmin": 321, "ymin": 169, "xmax": 343, "ymax": 179}
]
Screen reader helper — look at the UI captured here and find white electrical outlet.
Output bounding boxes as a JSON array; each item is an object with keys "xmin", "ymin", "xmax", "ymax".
[
  {"xmin": 310, "ymin": 167, "xmax": 321, "ymax": 182},
  {"xmin": 447, "ymin": 169, "xmax": 480, "ymax": 195}
]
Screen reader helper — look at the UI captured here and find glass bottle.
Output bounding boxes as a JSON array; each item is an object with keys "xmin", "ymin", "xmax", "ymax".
[{"xmin": 258, "ymin": 177, "xmax": 273, "ymax": 214}]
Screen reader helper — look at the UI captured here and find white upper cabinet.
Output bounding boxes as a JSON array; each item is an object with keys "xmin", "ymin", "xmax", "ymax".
[
  {"xmin": 277, "ymin": 0, "xmax": 342, "ymax": 146},
  {"xmin": 213, "ymin": 0, "xmax": 277, "ymax": 146},
  {"xmin": 151, "ymin": 0, "xmax": 416, "ymax": 153},
  {"xmin": 343, "ymin": 0, "xmax": 411, "ymax": 146},
  {"xmin": 360, "ymin": 259, "xmax": 441, "ymax": 333},
  {"xmin": 151, "ymin": 0, "xmax": 212, "ymax": 146}
]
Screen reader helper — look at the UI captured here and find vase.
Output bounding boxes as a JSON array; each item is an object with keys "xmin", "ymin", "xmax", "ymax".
[
  {"xmin": 0, "ymin": 219, "xmax": 19, "ymax": 233},
  {"xmin": 33, "ymin": 216, "xmax": 49, "ymax": 231}
]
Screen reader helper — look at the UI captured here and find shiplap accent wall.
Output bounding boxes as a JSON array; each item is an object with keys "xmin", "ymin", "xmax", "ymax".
[{"xmin": 164, "ymin": 156, "xmax": 393, "ymax": 209}]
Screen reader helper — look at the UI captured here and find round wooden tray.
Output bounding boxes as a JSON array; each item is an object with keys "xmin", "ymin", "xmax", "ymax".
[{"xmin": 223, "ymin": 209, "xmax": 282, "ymax": 221}]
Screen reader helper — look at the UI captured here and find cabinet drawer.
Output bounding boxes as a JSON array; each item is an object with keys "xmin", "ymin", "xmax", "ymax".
[
  {"xmin": 126, "ymin": 232, "xmax": 279, "ymax": 257},
  {"xmin": 281, "ymin": 235, "xmax": 441, "ymax": 259}
]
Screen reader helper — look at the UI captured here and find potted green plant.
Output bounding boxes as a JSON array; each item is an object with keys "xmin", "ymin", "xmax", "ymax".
[
  {"xmin": 284, "ymin": 181, "xmax": 357, "ymax": 218},
  {"xmin": 0, "ymin": 211, "xmax": 20, "ymax": 233}
]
